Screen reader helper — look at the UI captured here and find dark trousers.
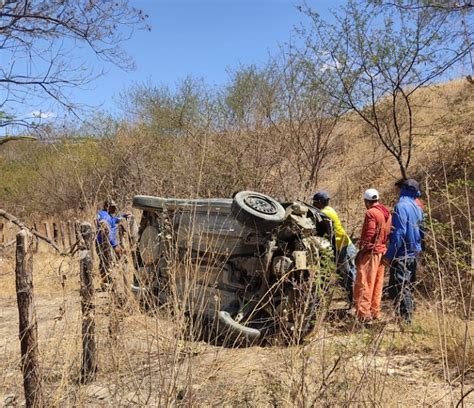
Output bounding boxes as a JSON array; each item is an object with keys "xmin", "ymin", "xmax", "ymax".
[
  {"xmin": 388, "ymin": 258, "xmax": 417, "ymax": 322},
  {"xmin": 336, "ymin": 243, "xmax": 357, "ymax": 304},
  {"xmin": 95, "ymin": 241, "xmax": 113, "ymax": 285}
]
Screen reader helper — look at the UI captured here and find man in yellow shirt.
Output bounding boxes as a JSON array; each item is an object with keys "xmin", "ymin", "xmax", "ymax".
[{"xmin": 313, "ymin": 191, "xmax": 357, "ymax": 304}]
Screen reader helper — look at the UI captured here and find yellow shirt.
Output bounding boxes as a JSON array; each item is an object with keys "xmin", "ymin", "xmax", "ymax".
[{"xmin": 321, "ymin": 206, "xmax": 352, "ymax": 251}]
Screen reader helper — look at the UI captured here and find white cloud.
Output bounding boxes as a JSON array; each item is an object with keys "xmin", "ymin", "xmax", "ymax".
[
  {"xmin": 29, "ymin": 111, "xmax": 56, "ymax": 119},
  {"xmin": 320, "ymin": 59, "xmax": 342, "ymax": 72}
]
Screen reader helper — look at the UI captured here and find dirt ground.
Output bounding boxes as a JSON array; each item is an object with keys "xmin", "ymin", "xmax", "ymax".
[{"xmin": 0, "ymin": 248, "xmax": 472, "ymax": 407}]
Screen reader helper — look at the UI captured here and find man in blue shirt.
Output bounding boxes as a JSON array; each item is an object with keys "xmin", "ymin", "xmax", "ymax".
[
  {"xmin": 96, "ymin": 199, "xmax": 126, "ymax": 289},
  {"xmin": 384, "ymin": 179, "xmax": 424, "ymax": 324}
]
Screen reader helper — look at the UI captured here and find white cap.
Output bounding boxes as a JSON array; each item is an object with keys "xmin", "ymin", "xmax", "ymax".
[{"xmin": 363, "ymin": 188, "xmax": 380, "ymax": 201}]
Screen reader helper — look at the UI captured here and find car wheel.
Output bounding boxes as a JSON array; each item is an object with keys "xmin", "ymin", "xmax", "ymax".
[{"xmin": 231, "ymin": 191, "xmax": 286, "ymax": 232}]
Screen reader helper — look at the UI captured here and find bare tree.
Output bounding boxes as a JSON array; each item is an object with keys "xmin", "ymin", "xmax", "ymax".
[
  {"xmin": 274, "ymin": 54, "xmax": 342, "ymax": 191},
  {"xmin": 373, "ymin": 0, "xmax": 473, "ymax": 13},
  {"xmin": 211, "ymin": 60, "xmax": 343, "ymax": 194},
  {"xmin": 298, "ymin": 0, "xmax": 473, "ymax": 178},
  {"xmin": 372, "ymin": 0, "xmax": 474, "ymax": 73},
  {"xmin": 0, "ymin": 0, "xmax": 148, "ymax": 137},
  {"xmin": 217, "ymin": 65, "xmax": 284, "ymax": 193}
]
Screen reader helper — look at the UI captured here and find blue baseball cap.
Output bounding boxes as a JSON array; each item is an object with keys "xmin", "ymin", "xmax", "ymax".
[
  {"xmin": 312, "ymin": 191, "xmax": 330, "ymax": 202},
  {"xmin": 395, "ymin": 178, "xmax": 420, "ymax": 192},
  {"xmin": 404, "ymin": 179, "xmax": 420, "ymax": 192}
]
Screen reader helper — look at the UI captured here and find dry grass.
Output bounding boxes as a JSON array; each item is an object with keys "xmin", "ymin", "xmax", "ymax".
[
  {"xmin": 313, "ymin": 79, "xmax": 473, "ymax": 209},
  {"xmin": 0, "ymin": 240, "xmax": 472, "ymax": 407},
  {"xmin": 0, "ymin": 79, "xmax": 472, "ymax": 406}
]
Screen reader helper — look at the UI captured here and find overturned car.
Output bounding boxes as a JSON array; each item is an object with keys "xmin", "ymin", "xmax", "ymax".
[{"xmin": 132, "ymin": 191, "xmax": 334, "ymax": 344}]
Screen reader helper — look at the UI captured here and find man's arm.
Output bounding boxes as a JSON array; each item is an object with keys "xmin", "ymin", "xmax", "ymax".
[
  {"xmin": 418, "ymin": 207, "xmax": 425, "ymax": 251},
  {"xmin": 359, "ymin": 211, "xmax": 376, "ymax": 250},
  {"xmin": 332, "ymin": 213, "xmax": 347, "ymax": 240},
  {"xmin": 97, "ymin": 219, "xmax": 111, "ymax": 243},
  {"xmin": 110, "ymin": 213, "xmax": 131, "ymax": 224},
  {"xmin": 385, "ymin": 205, "xmax": 406, "ymax": 260},
  {"xmin": 110, "ymin": 216, "xmax": 123, "ymax": 223}
]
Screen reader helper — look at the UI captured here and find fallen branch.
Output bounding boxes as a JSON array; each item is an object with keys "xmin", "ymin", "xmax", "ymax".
[
  {"xmin": 0, "ymin": 239, "xmax": 16, "ymax": 250},
  {"xmin": 68, "ymin": 240, "xmax": 79, "ymax": 255},
  {"xmin": 456, "ymin": 388, "xmax": 474, "ymax": 408},
  {"xmin": 0, "ymin": 209, "xmax": 66, "ymax": 255},
  {"xmin": 0, "ymin": 136, "xmax": 36, "ymax": 146}
]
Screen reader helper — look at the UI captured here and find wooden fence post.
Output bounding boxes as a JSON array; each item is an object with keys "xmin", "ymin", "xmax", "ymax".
[
  {"xmin": 15, "ymin": 230, "xmax": 44, "ymax": 408},
  {"xmin": 66, "ymin": 221, "xmax": 73, "ymax": 248},
  {"xmin": 32, "ymin": 223, "xmax": 39, "ymax": 253},
  {"xmin": 79, "ymin": 222, "xmax": 97, "ymax": 383},
  {"xmin": 74, "ymin": 221, "xmax": 81, "ymax": 244},
  {"xmin": 42, "ymin": 222, "xmax": 51, "ymax": 252},
  {"xmin": 59, "ymin": 222, "xmax": 66, "ymax": 250},
  {"xmin": 52, "ymin": 222, "xmax": 59, "ymax": 244},
  {"xmin": 43, "ymin": 222, "xmax": 50, "ymax": 239}
]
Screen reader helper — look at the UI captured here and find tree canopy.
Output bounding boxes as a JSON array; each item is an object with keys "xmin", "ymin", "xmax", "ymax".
[{"xmin": 0, "ymin": 0, "xmax": 148, "ymax": 136}]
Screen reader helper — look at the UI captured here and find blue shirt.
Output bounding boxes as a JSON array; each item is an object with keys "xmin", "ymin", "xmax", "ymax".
[
  {"xmin": 96, "ymin": 210, "xmax": 122, "ymax": 248},
  {"xmin": 386, "ymin": 189, "xmax": 424, "ymax": 260}
]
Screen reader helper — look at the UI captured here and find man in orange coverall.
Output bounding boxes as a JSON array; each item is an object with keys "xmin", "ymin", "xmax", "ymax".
[{"xmin": 354, "ymin": 189, "xmax": 392, "ymax": 322}]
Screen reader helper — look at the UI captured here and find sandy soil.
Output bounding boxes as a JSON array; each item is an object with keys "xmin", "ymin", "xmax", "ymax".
[{"xmin": 0, "ymin": 248, "xmax": 472, "ymax": 407}]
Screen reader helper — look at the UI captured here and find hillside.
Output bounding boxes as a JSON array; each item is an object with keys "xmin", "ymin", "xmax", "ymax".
[
  {"xmin": 0, "ymin": 79, "xmax": 472, "ymax": 219},
  {"xmin": 0, "ymin": 79, "xmax": 472, "ymax": 407}
]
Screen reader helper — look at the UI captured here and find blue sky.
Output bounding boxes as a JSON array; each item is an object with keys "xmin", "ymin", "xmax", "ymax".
[
  {"xmin": 75, "ymin": 0, "xmax": 340, "ymax": 113},
  {"xmin": 6, "ymin": 0, "xmax": 342, "ymax": 126}
]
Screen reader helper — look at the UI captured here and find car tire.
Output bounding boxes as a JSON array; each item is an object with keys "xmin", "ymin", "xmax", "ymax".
[{"xmin": 231, "ymin": 191, "xmax": 286, "ymax": 231}]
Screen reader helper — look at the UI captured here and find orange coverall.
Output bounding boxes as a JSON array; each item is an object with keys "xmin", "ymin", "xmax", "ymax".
[{"xmin": 354, "ymin": 203, "xmax": 392, "ymax": 320}]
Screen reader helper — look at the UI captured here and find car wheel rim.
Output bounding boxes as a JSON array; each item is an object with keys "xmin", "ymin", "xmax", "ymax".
[{"xmin": 243, "ymin": 195, "xmax": 278, "ymax": 215}]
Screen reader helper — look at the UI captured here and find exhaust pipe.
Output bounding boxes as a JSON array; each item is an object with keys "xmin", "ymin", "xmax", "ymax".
[{"xmin": 218, "ymin": 311, "xmax": 261, "ymax": 340}]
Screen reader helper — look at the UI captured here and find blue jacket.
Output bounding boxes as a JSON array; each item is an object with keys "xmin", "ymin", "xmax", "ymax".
[
  {"xmin": 96, "ymin": 210, "xmax": 122, "ymax": 248},
  {"xmin": 386, "ymin": 189, "xmax": 424, "ymax": 260}
]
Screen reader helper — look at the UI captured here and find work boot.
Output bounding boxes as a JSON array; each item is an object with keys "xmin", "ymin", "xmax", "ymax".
[{"xmin": 356, "ymin": 316, "xmax": 373, "ymax": 328}]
